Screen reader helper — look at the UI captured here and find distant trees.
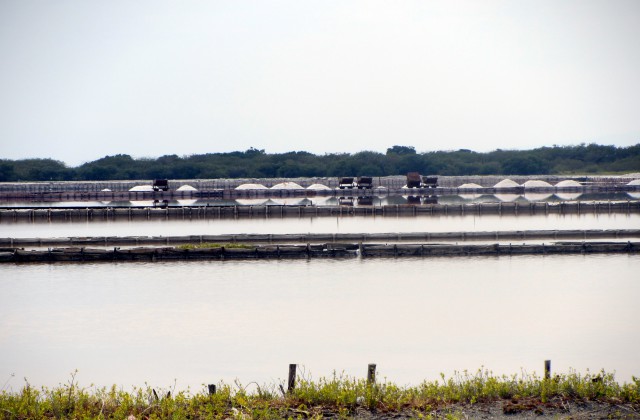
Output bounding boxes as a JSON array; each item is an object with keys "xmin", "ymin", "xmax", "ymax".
[
  {"xmin": 501, "ymin": 155, "xmax": 549, "ymax": 175},
  {"xmin": 1, "ymin": 143, "xmax": 638, "ymax": 181},
  {"xmin": 75, "ymin": 154, "xmax": 138, "ymax": 180},
  {"xmin": 0, "ymin": 158, "xmax": 71, "ymax": 182},
  {"xmin": 386, "ymin": 145, "xmax": 416, "ymax": 155}
]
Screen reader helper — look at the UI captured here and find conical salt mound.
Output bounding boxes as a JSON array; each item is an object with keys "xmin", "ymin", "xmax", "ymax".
[
  {"xmin": 129, "ymin": 185, "xmax": 154, "ymax": 191},
  {"xmin": 555, "ymin": 180, "xmax": 582, "ymax": 187},
  {"xmin": 236, "ymin": 183, "xmax": 268, "ymax": 190},
  {"xmin": 307, "ymin": 183, "xmax": 331, "ymax": 190},
  {"xmin": 494, "ymin": 179, "xmax": 520, "ymax": 188},
  {"xmin": 523, "ymin": 180, "xmax": 552, "ymax": 188},
  {"xmin": 271, "ymin": 182, "xmax": 304, "ymax": 190},
  {"xmin": 177, "ymin": 185, "xmax": 198, "ymax": 191},
  {"xmin": 458, "ymin": 183, "xmax": 483, "ymax": 189},
  {"xmin": 627, "ymin": 179, "xmax": 640, "ymax": 186}
]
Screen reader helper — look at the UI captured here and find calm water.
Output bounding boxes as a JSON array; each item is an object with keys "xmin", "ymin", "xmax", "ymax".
[
  {"xmin": 1, "ymin": 255, "xmax": 638, "ymax": 392},
  {"xmin": 1, "ymin": 192, "xmax": 637, "ymax": 208},
  {"xmin": 2, "ymin": 213, "xmax": 639, "ymax": 238}
]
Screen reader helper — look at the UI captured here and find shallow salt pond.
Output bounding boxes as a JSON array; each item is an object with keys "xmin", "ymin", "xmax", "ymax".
[
  {"xmin": 1, "ymin": 254, "xmax": 638, "ymax": 391},
  {"xmin": 1, "ymin": 212, "xmax": 639, "ymax": 238}
]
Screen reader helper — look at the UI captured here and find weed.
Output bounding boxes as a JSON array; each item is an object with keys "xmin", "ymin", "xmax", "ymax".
[{"xmin": 0, "ymin": 369, "xmax": 637, "ymax": 419}]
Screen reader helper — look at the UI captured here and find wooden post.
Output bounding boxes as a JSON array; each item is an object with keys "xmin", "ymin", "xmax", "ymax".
[
  {"xmin": 367, "ymin": 363, "xmax": 376, "ymax": 384},
  {"xmin": 208, "ymin": 384, "xmax": 216, "ymax": 395},
  {"xmin": 287, "ymin": 364, "xmax": 297, "ymax": 392},
  {"xmin": 544, "ymin": 360, "xmax": 551, "ymax": 379}
]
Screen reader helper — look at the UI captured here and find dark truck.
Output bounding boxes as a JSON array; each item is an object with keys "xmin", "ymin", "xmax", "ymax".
[
  {"xmin": 153, "ymin": 179, "xmax": 169, "ymax": 191},
  {"xmin": 356, "ymin": 176, "xmax": 373, "ymax": 189},
  {"xmin": 406, "ymin": 173, "xmax": 438, "ymax": 188},
  {"xmin": 406, "ymin": 172, "xmax": 422, "ymax": 188},
  {"xmin": 422, "ymin": 176, "xmax": 438, "ymax": 188},
  {"xmin": 338, "ymin": 177, "xmax": 355, "ymax": 189}
]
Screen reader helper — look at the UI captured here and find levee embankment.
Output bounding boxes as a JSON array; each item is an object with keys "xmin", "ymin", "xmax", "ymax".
[
  {"xmin": 1, "ymin": 200, "xmax": 638, "ymax": 221},
  {"xmin": 3, "ymin": 229, "xmax": 639, "ymax": 247},
  {"xmin": 1, "ymin": 241, "xmax": 637, "ymax": 263}
]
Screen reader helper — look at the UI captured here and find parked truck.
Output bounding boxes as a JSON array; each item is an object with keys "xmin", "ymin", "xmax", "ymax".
[
  {"xmin": 338, "ymin": 177, "xmax": 355, "ymax": 189},
  {"xmin": 422, "ymin": 176, "xmax": 438, "ymax": 188},
  {"xmin": 153, "ymin": 179, "xmax": 169, "ymax": 191},
  {"xmin": 356, "ymin": 176, "xmax": 373, "ymax": 189},
  {"xmin": 406, "ymin": 172, "xmax": 422, "ymax": 188},
  {"xmin": 406, "ymin": 173, "xmax": 438, "ymax": 188}
]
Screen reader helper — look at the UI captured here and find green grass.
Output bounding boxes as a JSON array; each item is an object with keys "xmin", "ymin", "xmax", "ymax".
[
  {"xmin": 1, "ymin": 369, "xmax": 638, "ymax": 419},
  {"xmin": 176, "ymin": 242, "xmax": 254, "ymax": 250}
]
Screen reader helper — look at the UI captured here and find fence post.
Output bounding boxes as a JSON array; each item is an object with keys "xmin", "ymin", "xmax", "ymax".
[
  {"xmin": 208, "ymin": 384, "xmax": 216, "ymax": 395},
  {"xmin": 367, "ymin": 363, "xmax": 376, "ymax": 384},
  {"xmin": 544, "ymin": 360, "xmax": 551, "ymax": 379},
  {"xmin": 287, "ymin": 364, "xmax": 297, "ymax": 392}
]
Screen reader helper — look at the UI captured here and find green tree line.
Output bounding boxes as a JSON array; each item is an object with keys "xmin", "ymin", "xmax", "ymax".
[{"xmin": 1, "ymin": 143, "xmax": 639, "ymax": 182}]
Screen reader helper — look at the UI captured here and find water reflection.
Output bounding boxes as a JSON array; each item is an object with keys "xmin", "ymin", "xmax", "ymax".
[
  {"xmin": 338, "ymin": 197, "xmax": 354, "ymax": 206},
  {"xmin": 556, "ymin": 192, "xmax": 583, "ymax": 201},
  {"xmin": 458, "ymin": 193, "xmax": 483, "ymax": 200},
  {"xmin": 1, "ymin": 192, "xmax": 636, "ymax": 208},
  {"xmin": 524, "ymin": 193, "xmax": 553, "ymax": 202},
  {"xmin": 268, "ymin": 198, "xmax": 307, "ymax": 206},
  {"xmin": 307, "ymin": 196, "xmax": 337, "ymax": 206},
  {"xmin": 494, "ymin": 194, "xmax": 519, "ymax": 202},
  {"xmin": 357, "ymin": 197, "xmax": 374, "ymax": 206},
  {"xmin": 1, "ymin": 213, "xmax": 638, "ymax": 238}
]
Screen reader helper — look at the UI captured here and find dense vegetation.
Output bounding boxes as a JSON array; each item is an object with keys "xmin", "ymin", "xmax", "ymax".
[
  {"xmin": 0, "ymin": 370, "xmax": 638, "ymax": 419},
  {"xmin": 1, "ymin": 143, "xmax": 639, "ymax": 182}
]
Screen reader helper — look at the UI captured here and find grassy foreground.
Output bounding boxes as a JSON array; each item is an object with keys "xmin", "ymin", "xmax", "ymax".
[{"xmin": 1, "ymin": 370, "xmax": 639, "ymax": 419}]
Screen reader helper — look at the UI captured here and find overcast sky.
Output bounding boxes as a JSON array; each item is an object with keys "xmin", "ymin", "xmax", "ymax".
[{"xmin": 1, "ymin": 0, "xmax": 639, "ymax": 166}]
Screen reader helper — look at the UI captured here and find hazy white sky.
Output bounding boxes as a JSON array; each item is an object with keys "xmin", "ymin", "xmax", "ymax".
[{"xmin": 1, "ymin": 0, "xmax": 639, "ymax": 166}]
